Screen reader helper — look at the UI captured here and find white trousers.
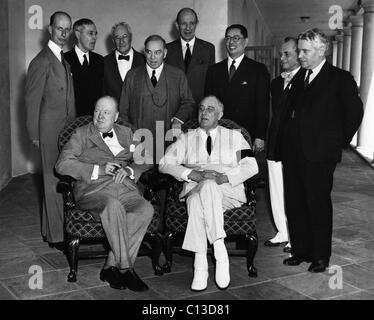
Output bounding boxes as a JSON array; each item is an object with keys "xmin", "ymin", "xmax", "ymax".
[
  {"xmin": 267, "ymin": 160, "xmax": 289, "ymax": 243},
  {"xmin": 182, "ymin": 180, "xmax": 243, "ymax": 254}
]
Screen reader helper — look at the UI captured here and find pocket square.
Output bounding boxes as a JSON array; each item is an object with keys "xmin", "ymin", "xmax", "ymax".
[{"xmin": 241, "ymin": 81, "xmax": 248, "ymax": 85}]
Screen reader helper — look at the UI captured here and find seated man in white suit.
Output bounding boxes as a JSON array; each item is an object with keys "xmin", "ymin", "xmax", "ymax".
[{"xmin": 159, "ymin": 95, "xmax": 258, "ymax": 291}]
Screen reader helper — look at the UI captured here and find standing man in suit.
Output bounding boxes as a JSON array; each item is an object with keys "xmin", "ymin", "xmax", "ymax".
[
  {"xmin": 65, "ymin": 18, "xmax": 103, "ymax": 116},
  {"xmin": 25, "ymin": 11, "xmax": 76, "ymax": 245},
  {"xmin": 159, "ymin": 95, "xmax": 258, "ymax": 291},
  {"xmin": 264, "ymin": 37, "xmax": 301, "ymax": 252},
  {"xmin": 119, "ymin": 34, "xmax": 194, "ymax": 163},
  {"xmin": 103, "ymin": 22, "xmax": 144, "ymax": 105},
  {"xmin": 166, "ymin": 8, "xmax": 215, "ymax": 112},
  {"xmin": 56, "ymin": 96, "xmax": 153, "ymax": 291},
  {"xmin": 281, "ymin": 29, "xmax": 363, "ymax": 272},
  {"xmin": 205, "ymin": 24, "xmax": 270, "ymax": 153}
]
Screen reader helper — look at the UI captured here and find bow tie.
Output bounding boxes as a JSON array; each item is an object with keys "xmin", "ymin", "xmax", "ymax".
[
  {"xmin": 118, "ymin": 55, "xmax": 130, "ymax": 61},
  {"xmin": 281, "ymin": 72, "xmax": 292, "ymax": 79},
  {"xmin": 102, "ymin": 131, "xmax": 113, "ymax": 139}
]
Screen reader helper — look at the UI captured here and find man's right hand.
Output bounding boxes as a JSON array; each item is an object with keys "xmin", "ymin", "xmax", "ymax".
[
  {"xmin": 100, "ymin": 162, "xmax": 121, "ymax": 176},
  {"xmin": 32, "ymin": 140, "xmax": 40, "ymax": 148},
  {"xmin": 187, "ymin": 170, "xmax": 206, "ymax": 183}
]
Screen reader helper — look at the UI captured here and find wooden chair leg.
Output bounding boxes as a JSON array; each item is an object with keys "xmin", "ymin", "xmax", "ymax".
[
  {"xmin": 151, "ymin": 233, "xmax": 164, "ymax": 276},
  {"xmin": 246, "ymin": 231, "xmax": 258, "ymax": 278},
  {"xmin": 67, "ymin": 236, "xmax": 80, "ymax": 282},
  {"xmin": 162, "ymin": 231, "xmax": 175, "ymax": 273}
]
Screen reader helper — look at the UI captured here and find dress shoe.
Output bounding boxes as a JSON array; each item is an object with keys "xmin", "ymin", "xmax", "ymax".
[
  {"xmin": 283, "ymin": 255, "xmax": 310, "ymax": 266},
  {"xmin": 264, "ymin": 240, "xmax": 288, "ymax": 247},
  {"xmin": 308, "ymin": 260, "xmax": 329, "ymax": 273},
  {"xmin": 100, "ymin": 267, "xmax": 125, "ymax": 290},
  {"xmin": 215, "ymin": 258, "xmax": 230, "ymax": 289},
  {"xmin": 191, "ymin": 268, "xmax": 209, "ymax": 291},
  {"xmin": 121, "ymin": 269, "xmax": 149, "ymax": 292}
]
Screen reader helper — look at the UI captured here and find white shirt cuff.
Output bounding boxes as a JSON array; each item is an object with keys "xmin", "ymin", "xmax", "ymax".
[
  {"xmin": 91, "ymin": 165, "xmax": 99, "ymax": 180},
  {"xmin": 181, "ymin": 168, "xmax": 192, "ymax": 182}
]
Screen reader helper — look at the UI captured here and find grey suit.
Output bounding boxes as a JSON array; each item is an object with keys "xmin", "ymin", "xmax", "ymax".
[
  {"xmin": 25, "ymin": 45, "xmax": 76, "ymax": 243},
  {"xmin": 55, "ymin": 123, "xmax": 154, "ymax": 269},
  {"xmin": 166, "ymin": 38, "xmax": 215, "ymax": 108}
]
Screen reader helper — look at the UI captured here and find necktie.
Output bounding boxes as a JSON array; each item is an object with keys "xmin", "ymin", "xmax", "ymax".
[
  {"xmin": 151, "ymin": 70, "xmax": 157, "ymax": 87},
  {"xmin": 304, "ymin": 69, "xmax": 313, "ymax": 88},
  {"xmin": 281, "ymin": 71, "xmax": 292, "ymax": 90},
  {"xmin": 102, "ymin": 131, "xmax": 113, "ymax": 139},
  {"xmin": 206, "ymin": 134, "xmax": 212, "ymax": 155},
  {"xmin": 60, "ymin": 51, "xmax": 67, "ymax": 71},
  {"xmin": 83, "ymin": 54, "xmax": 89, "ymax": 68},
  {"xmin": 229, "ymin": 60, "xmax": 236, "ymax": 81},
  {"xmin": 118, "ymin": 55, "xmax": 130, "ymax": 61},
  {"xmin": 184, "ymin": 43, "xmax": 192, "ymax": 72}
]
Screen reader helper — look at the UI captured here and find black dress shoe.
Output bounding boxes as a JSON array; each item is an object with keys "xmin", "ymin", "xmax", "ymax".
[
  {"xmin": 122, "ymin": 269, "xmax": 149, "ymax": 292},
  {"xmin": 264, "ymin": 240, "xmax": 288, "ymax": 247},
  {"xmin": 283, "ymin": 255, "xmax": 311, "ymax": 266},
  {"xmin": 308, "ymin": 260, "xmax": 329, "ymax": 273},
  {"xmin": 100, "ymin": 267, "xmax": 126, "ymax": 290}
]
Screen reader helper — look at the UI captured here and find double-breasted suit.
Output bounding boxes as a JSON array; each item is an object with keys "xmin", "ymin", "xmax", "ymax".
[
  {"xmin": 64, "ymin": 49, "xmax": 104, "ymax": 116},
  {"xmin": 25, "ymin": 44, "xmax": 76, "ymax": 243},
  {"xmin": 55, "ymin": 123, "xmax": 153, "ymax": 269},
  {"xmin": 205, "ymin": 56, "xmax": 270, "ymax": 141},
  {"xmin": 103, "ymin": 49, "xmax": 144, "ymax": 104},
  {"xmin": 279, "ymin": 61, "xmax": 363, "ymax": 261},
  {"xmin": 159, "ymin": 126, "xmax": 258, "ymax": 253},
  {"xmin": 166, "ymin": 38, "xmax": 215, "ymax": 108}
]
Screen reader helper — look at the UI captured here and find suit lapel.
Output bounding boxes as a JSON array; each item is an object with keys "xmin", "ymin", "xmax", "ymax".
[
  {"xmin": 109, "ymin": 52, "xmax": 123, "ymax": 84},
  {"xmin": 175, "ymin": 41, "xmax": 186, "ymax": 72},
  {"xmin": 87, "ymin": 123, "xmax": 113, "ymax": 155}
]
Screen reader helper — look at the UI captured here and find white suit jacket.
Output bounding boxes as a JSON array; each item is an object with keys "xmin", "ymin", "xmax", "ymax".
[{"xmin": 159, "ymin": 126, "xmax": 258, "ymax": 201}]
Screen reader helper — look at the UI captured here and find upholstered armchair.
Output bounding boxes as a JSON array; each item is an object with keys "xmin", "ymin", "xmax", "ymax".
[
  {"xmin": 162, "ymin": 118, "xmax": 259, "ymax": 278},
  {"xmin": 57, "ymin": 116, "xmax": 163, "ymax": 282}
]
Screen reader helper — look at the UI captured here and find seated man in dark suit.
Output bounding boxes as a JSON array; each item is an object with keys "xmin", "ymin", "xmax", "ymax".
[
  {"xmin": 55, "ymin": 96, "xmax": 154, "ymax": 291},
  {"xmin": 65, "ymin": 18, "xmax": 104, "ymax": 116},
  {"xmin": 103, "ymin": 22, "xmax": 145, "ymax": 105}
]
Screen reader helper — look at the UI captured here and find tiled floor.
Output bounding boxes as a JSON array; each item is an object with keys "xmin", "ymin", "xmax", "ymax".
[{"xmin": 1, "ymin": 149, "xmax": 374, "ymax": 300}]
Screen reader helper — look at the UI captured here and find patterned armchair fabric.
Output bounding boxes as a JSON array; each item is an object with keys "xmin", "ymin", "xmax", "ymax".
[
  {"xmin": 57, "ymin": 116, "xmax": 163, "ymax": 282},
  {"xmin": 163, "ymin": 118, "xmax": 258, "ymax": 277}
]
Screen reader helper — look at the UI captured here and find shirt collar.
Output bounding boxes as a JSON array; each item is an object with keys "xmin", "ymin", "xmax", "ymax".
[
  {"xmin": 48, "ymin": 40, "xmax": 63, "ymax": 62},
  {"xmin": 74, "ymin": 45, "xmax": 89, "ymax": 64},
  {"xmin": 198, "ymin": 126, "xmax": 218, "ymax": 141},
  {"xmin": 181, "ymin": 37, "xmax": 196, "ymax": 49},
  {"xmin": 115, "ymin": 48, "xmax": 134, "ymax": 60},
  {"xmin": 228, "ymin": 53, "xmax": 245, "ymax": 69},
  {"xmin": 146, "ymin": 63, "xmax": 164, "ymax": 79},
  {"xmin": 309, "ymin": 58, "xmax": 326, "ymax": 77}
]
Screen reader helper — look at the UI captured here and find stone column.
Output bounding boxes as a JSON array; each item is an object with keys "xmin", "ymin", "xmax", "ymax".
[
  {"xmin": 336, "ymin": 33, "xmax": 344, "ymax": 69},
  {"xmin": 342, "ymin": 25, "xmax": 352, "ymax": 71},
  {"xmin": 331, "ymin": 40, "xmax": 338, "ymax": 67},
  {"xmin": 357, "ymin": 0, "xmax": 374, "ymax": 160},
  {"xmin": 349, "ymin": 15, "xmax": 364, "ymax": 86}
]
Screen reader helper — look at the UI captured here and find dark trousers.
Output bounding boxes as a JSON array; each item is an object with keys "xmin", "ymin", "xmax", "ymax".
[{"xmin": 281, "ymin": 119, "xmax": 337, "ymax": 261}]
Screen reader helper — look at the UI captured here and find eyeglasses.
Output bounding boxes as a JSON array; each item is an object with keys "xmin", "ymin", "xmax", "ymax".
[
  {"xmin": 114, "ymin": 34, "xmax": 129, "ymax": 41},
  {"xmin": 224, "ymin": 35, "xmax": 244, "ymax": 43}
]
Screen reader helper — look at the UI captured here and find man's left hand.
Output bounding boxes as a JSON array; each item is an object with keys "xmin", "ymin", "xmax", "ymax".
[
  {"xmin": 253, "ymin": 138, "xmax": 265, "ymax": 153},
  {"xmin": 172, "ymin": 119, "xmax": 182, "ymax": 138}
]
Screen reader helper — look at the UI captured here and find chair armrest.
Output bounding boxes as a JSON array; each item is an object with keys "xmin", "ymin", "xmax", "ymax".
[
  {"xmin": 57, "ymin": 175, "xmax": 76, "ymax": 210},
  {"xmin": 244, "ymin": 178, "xmax": 256, "ymax": 206}
]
